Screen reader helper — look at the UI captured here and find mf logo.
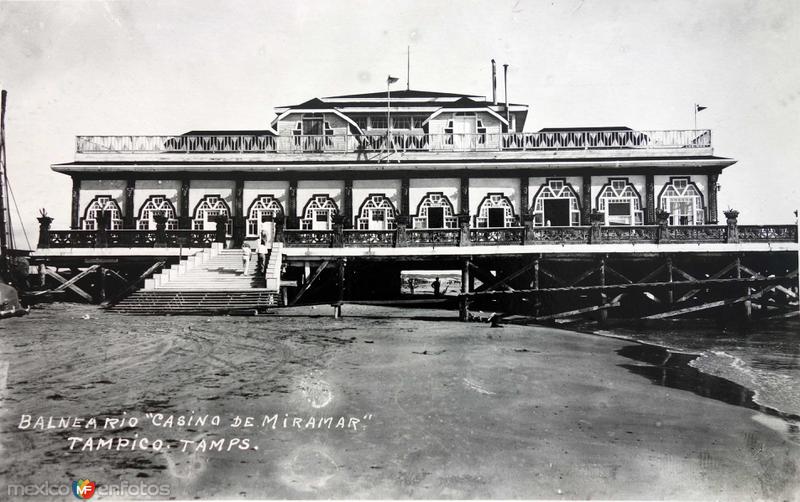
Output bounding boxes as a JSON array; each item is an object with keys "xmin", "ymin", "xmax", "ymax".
[{"xmin": 72, "ymin": 479, "xmax": 96, "ymax": 500}]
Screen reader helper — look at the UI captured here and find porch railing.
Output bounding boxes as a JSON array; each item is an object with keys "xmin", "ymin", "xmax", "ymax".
[
  {"xmin": 43, "ymin": 229, "xmax": 216, "ymax": 248},
  {"xmin": 40, "ymin": 224, "xmax": 797, "ymax": 249},
  {"xmin": 406, "ymin": 229, "xmax": 461, "ymax": 246},
  {"xmin": 469, "ymin": 227, "xmax": 525, "ymax": 245},
  {"xmin": 75, "ymin": 129, "xmax": 712, "ymax": 155}
]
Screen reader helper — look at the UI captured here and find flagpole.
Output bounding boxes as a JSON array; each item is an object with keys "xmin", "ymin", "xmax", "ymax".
[
  {"xmin": 694, "ymin": 103, "xmax": 697, "ymax": 131},
  {"xmin": 387, "ymin": 77, "xmax": 391, "ymax": 163}
]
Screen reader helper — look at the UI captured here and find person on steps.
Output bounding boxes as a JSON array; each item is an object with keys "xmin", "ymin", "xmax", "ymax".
[{"xmin": 241, "ymin": 242, "xmax": 251, "ymax": 275}]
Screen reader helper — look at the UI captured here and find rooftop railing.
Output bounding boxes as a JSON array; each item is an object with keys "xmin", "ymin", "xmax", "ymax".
[{"xmin": 75, "ymin": 129, "xmax": 712, "ymax": 155}]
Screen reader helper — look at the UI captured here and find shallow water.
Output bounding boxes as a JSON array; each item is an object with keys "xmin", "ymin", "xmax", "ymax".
[{"xmin": 594, "ymin": 318, "xmax": 800, "ymax": 417}]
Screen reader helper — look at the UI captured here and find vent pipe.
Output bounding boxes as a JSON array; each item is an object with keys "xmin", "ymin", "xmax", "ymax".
[
  {"xmin": 503, "ymin": 64, "xmax": 510, "ymax": 127},
  {"xmin": 491, "ymin": 59, "xmax": 497, "ymax": 105}
]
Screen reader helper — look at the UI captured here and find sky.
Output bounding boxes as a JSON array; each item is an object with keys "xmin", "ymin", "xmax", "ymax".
[{"xmin": 0, "ymin": 0, "xmax": 798, "ymax": 248}]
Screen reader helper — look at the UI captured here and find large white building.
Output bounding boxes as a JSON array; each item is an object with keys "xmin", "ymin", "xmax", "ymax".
[{"xmin": 52, "ymin": 86, "xmax": 734, "ymax": 248}]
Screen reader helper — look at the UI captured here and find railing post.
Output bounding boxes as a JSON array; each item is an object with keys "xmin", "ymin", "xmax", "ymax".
[
  {"xmin": 724, "ymin": 209, "xmax": 740, "ymax": 243},
  {"xmin": 154, "ymin": 213, "xmax": 168, "ymax": 247},
  {"xmin": 95, "ymin": 211, "xmax": 111, "ymax": 248},
  {"xmin": 332, "ymin": 214, "xmax": 345, "ymax": 248},
  {"xmin": 589, "ymin": 210, "xmax": 604, "ymax": 244},
  {"xmin": 37, "ymin": 215, "xmax": 53, "ymax": 249},
  {"xmin": 395, "ymin": 214, "xmax": 409, "ymax": 248},
  {"xmin": 457, "ymin": 214, "xmax": 471, "ymax": 246},
  {"xmin": 656, "ymin": 209, "xmax": 670, "ymax": 244},
  {"xmin": 522, "ymin": 214, "xmax": 535, "ymax": 244}
]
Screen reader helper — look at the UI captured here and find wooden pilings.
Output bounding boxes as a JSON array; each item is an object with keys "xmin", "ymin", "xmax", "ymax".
[
  {"xmin": 457, "ymin": 253, "xmax": 797, "ymax": 323},
  {"xmin": 459, "ymin": 259, "xmax": 470, "ymax": 321}
]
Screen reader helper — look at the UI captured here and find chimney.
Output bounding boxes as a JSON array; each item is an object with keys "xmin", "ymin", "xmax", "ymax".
[
  {"xmin": 491, "ymin": 59, "xmax": 497, "ymax": 105},
  {"xmin": 503, "ymin": 64, "xmax": 510, "ymax": 126}
]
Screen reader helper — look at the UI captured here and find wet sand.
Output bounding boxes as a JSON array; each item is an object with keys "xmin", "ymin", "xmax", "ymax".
[{"xmin": 0, "ymin": 303, "xmax": 798, "ymax": 500}]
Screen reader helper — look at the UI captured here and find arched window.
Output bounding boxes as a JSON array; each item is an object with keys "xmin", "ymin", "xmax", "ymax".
[
  {"xmin": 356, "ymin": 194, "xmax": 397, "ymax": 230},
  {"xmin": 82, "ymin": 195, "xmax": 123, "ymax": 230},
  {"xmin": 658, "ymin": 177, "xmax": 705, "ymax": 226},
  {"xmin": 301, "ymin": 194, "xmax": 339, "ymax": 230},
  {"xmin": 530, "ymin": 178, "xmax": 581, "ymax": 226},
  {"xmin": 136, "ymin": 195, "xmax": 178, "ymax": 230},
  {"xmin": 474, "ymin": 193, "xmax": 517, "ymax": 228},
  {"xmin": 596, "ymin": 178, "xmax": 644, "ymax": 226},
  {"xmin": 192, "ymin": 195, "xmax": 232, "ymax": 235},
  {"xmin": 412, "ymin": 192, "xmax": 457, "ymax": 229},
  {"xmin": 246, "ymin": 195, "xmax": 284, "ymax": 237}
]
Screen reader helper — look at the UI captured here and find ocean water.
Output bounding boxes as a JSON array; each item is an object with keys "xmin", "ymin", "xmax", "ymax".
[{"xmin": 593, "ymin": 318, "xmax": 800, "ymax": 418}]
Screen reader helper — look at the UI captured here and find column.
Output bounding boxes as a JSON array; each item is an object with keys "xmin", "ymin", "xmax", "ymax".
[
  {"xmin": 233, "ymin": 179, "xmax": 245, "ymax": 246},
  {"xmin": 519, "ymin": 175, "xmax": 529, "ymax": 219},
  {"xmin": 401, "ymin": 177, "xmax": 410, "ymax": 217},
  {"xmin": 707, "ymin": 172, "xmax": 719, "ymax": 224},
  {"xmin": 288, "ymin": 179, "xmax": 298, "ymax": 228},
  {"xmin": 581, "ymin": 174, "xmax": 592, "ymax": 225},
  {"xmin": 645, "ymin": 174, "xmax": 656, "ymax": 224},
  {"xmin": 179, "ymin": 179, "xmax": 191, "ymax": 228},
  {"xmin": 459, "ymin": 260, "xmax": 470, "ymax": 322},
  {"xmin": 343, "ymin": 178, "xmax": 353, "ymax": 228},
  {"xmin": 460, "ymin": 175, "xmax": 470, "ymax": 216},
  {"xmin": 71, "ymin": 177, "xmax": 81, "ymax": 229},
  {"xmin": 123, "ymin": 178, "xmax": 135, "ymax": 229}
]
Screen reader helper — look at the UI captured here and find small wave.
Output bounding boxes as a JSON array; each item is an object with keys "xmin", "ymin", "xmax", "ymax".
[{"xmin": 691, "ymin": 351, "xmax": 800, "ymax": 418}]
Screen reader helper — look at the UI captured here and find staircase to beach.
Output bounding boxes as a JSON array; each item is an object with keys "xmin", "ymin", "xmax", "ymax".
[{"xmin": 108, "ymin": 243, "xmax": 284, "ymax": 315}]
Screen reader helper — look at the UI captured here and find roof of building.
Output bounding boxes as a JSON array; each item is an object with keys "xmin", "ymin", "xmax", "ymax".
[
  {"xmin": 277, "ymin": 89, "xmax": 528, "ymax": 111},
  {"xmin": 323, "ymin": 89, "xmax": 482, "ymax": 99},
  {"xmin": 181, "ymin": 129, "xmax": 276, "ymax": 136},
  {"xmin": 538, "ymin": 126, "xmax": 633, "ymax": 132}
]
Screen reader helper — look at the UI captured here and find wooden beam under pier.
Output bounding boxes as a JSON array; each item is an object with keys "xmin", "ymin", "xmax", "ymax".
[
  {"xmin": 30, "ymin": 265, "xmax": 98, "ymax": 302},
  {"xmin": 535, "ymin": 301, "xmax": 621, "ymax": 322},
  {"xmin": 101, "ymin": 261, "xmax": 165, "ymax": 307},
  {"xmin": 290, "ymin": 260, "xmax": 329, "ymax": 306},
  {"xmin": 474, "ymin": 260, "xmax": 537, "ymax": 293},
  {"xmin": 468, "ymin": 261, "xmax": 514, "ymax": 292},
  {"xmin": 460, "ymin": 275, "xmax": 794, "ymax": 297},
  {"xmin": 675, "ymin": 259, "xmax": 739, "ymax": 303},
  {"xmin": 644, "ymin": 284, "xmax": 777, "ymax": 320},
  {"xmin": 738, "ymin": 264, "xmax": 798, "ymax": 300}
]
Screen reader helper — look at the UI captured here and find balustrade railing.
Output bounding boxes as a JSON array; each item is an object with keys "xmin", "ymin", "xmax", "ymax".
[
  {"xmin": 41, "ymin": 224, "xmax": 797, "ymax": 249},
  {"xmin": 48, "ymin": 230, "xmax": 97, "ymax": 248},
  {"xmin": 470, "ymin": 227, "xmax": 525, "ymax": 245},
  {"xmin": 526, "ymin": 226, "xmax": 591, "ymax": 244},
  {"xmin": 283, "ymin": 230, "xmax": 334, "ymax": 247},
  {"xmin": 737, "ymin": 225, "xmax": 798, "ymax": 242},
  {"xmin": 343, "ymin": 229, "xmax": 395, "ymax": 247},
  {"xmin": 406, "ymin": 229, "xmax": 461, "ymax": 246},
  {"xmin": 44, "ymin": 229, "xmax": 215, "ymax": 248},
  {"xmin": 661, "ymin": 225, "xmax": 728, "ymax": 242},
  {"xmin": 599, "ymin": 225, "xmax": 659, "ymax": 243},
  {"xmin": 75, "ymin": 129, "xmax": 712, "ymax": 155}
]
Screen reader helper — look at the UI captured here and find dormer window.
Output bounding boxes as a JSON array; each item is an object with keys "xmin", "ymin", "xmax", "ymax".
[{"xmin": 477, "ymin": 119, "xmax": 487, "ymax": 145}]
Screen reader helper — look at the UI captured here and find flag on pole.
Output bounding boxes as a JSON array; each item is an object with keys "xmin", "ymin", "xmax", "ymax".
[
  {"xmin": 387, "ymin": 75, "xmax": 399, "ymax": 84},
  {"xmin": 696, "ymin": 105, "xmax": 708, "ymax": 112}
]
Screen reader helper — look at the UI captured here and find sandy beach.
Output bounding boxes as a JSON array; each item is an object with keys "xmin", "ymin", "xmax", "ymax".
[{"xmin": 0, "ymin": 303, "xmax": 798, "ymax": 500}]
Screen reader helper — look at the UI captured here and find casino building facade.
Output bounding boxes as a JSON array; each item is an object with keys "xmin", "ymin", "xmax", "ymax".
[{"xmin": 52, "ymin": 87, "xmax": 733, "ymax": 248}]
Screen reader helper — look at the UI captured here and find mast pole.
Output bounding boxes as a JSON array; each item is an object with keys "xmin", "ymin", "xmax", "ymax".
[
  {"xmin": 407, "ymin": 46, "xmax": 410, "ymax": 91},
  {"xmin": 0, "ymin": 90, "xmax": 9, "ymax": 266}
]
